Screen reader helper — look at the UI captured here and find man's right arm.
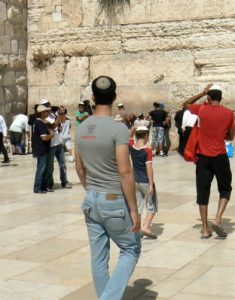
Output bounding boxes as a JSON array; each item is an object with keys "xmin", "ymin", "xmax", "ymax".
[
  {"xmin": 116, "ymin": 144, "xmax": 140, "ymax": 232},
  {"xmin": 183, "ymin": 84, "xmax": 213, "ymax": 108}
]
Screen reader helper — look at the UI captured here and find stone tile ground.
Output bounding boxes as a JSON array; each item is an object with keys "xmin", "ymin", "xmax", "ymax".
[{"xmin": 0, "ymin": 152, "xmax": 235, "ymax": 300}]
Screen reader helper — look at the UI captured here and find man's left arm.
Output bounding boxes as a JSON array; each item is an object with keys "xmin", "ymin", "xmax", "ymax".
[
  {"xmin": 75, "ymin": 146, "xmax": 86, "ymax": 188},
  {"xmin": 226, "ymin": 114, "xmax": 235, "ymax": 141}
]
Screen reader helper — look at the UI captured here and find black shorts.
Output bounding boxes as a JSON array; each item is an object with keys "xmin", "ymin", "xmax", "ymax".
[
  {"xmin": 196, "ymin": 154, "xmax": 232, "ymax": 205},
  {"xmin": 10, "ymin": 131, "xmax": 22, "ymax": 146}
]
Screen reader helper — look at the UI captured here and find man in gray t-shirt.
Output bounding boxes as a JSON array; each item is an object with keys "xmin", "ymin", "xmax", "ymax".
[{"xmin": 75, "ymin": 76, "xmax": 141, "ymax": 300}]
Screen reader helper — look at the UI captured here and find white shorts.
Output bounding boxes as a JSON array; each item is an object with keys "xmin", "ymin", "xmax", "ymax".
[{"xmin": 62, "ymin": 138, "xmax": 72, "ymax": 151}]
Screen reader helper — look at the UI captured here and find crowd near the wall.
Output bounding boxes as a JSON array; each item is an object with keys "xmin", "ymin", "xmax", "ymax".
[{"xmin": 0, "ymin": 78, "xmax": 235, "ymax": 300}]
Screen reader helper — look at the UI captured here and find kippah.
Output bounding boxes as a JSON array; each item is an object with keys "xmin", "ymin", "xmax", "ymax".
[{"xmin": 95, "ymin": 77, "xmax": 111, "ymax": 90}]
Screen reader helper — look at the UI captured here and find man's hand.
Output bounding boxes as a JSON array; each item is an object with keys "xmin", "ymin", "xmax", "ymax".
[
  {"xmin": 130, "ymin": 210, "xmax": 141, "ymax": 232},
  {"xmin": 148, "ymin": 185, "xmax": 154, "ymax": 196},
  {"xmin": 203, "ymin": 83, "xmax": 213, "ymax": 95}
]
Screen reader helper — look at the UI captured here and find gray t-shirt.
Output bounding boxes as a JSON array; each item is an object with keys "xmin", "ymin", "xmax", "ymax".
[{"xmin": 75, "ymin": 115, "xmax": 129, "ymax": 194}]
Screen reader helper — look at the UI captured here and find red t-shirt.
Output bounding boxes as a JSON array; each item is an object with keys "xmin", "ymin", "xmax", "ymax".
[{"xmin": 188, "ymin": 104, "xmax": 234, "ymax": 157}]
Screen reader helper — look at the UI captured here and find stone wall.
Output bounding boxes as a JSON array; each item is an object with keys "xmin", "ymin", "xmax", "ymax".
[
  {"xmin": 0, "ymin": 0, "xmax": 27, "ymax": 125},
  {"xmin": 27, "ymin": 0, "xmax": 235, "ymax": 120}
]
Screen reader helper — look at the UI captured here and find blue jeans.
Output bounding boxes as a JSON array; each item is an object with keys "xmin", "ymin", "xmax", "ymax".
[
  {"xmin": 33, "ymin": 154, "xmax": 48, "ymax": 192},
  {"xmin": 81, "ymin": 191, "xmax": 141, "ymax": 300},
  {"xmin": 44, "ymin": 144, "xmax": 68, "ymax": 188}
]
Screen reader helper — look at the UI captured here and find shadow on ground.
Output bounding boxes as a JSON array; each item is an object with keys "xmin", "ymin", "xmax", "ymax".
[{"xmin": 123, "ymin": 279, "xmax": 158, "ymax": 299}]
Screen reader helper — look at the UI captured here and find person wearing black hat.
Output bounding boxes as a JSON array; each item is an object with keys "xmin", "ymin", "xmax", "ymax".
[{"xmin": 75, "ymin": 76, "xmax": 141, "ymax": 300}]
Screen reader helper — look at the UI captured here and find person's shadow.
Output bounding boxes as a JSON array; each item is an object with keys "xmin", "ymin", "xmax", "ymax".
[{"xmin": 123, "ymin": 279, "xmax": 158, "ymax": 299}]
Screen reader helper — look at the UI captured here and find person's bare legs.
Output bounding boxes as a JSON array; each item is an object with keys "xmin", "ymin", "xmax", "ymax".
[
  {"xmin": 142, "ymin": 213, "xmax": 155, "ymax": 234},
  {"xmin": 199, "ymin": 205, "xmax": 211, "ymax": 237}
]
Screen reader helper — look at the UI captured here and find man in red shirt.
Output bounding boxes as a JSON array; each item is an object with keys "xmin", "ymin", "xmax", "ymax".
[{"xmin": 184, "ymin": 84, "xmax": 234, "ymax": 239}]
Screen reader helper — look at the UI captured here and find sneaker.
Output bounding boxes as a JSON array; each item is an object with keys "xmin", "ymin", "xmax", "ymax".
[
  {"xmin": 34, "ymin": 190, "xmax": 47, "ymax": 194},
  {"xmin": 61, "ymin": 182, "xmax": 72, "ymax": 189},
  {"xmin": 44, "ymin": 188, "xmax": 55, "ymax": 192}
]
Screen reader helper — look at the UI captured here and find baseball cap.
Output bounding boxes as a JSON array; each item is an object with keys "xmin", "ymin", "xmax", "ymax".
[
  {"xmin": 39, "ymin": 99, "xmax": 49, "ymax": 105},
  {"xmin": 78, "ymin": 101, "xmax": 85, "ymax": 106},
  {"xmin": 37, "ymin": 105, "xmax": 50, "ymax": 113},
  {"xmin": 208, "ymin": 84, "xmax": 221, "ymax": 91},
  {"xmin": 118, "ymin": 103, "xmax": 124, "ymax": 107},
  {"xmin": 136, "ymin": 125, "xmax": 149, "ymax": 132}
]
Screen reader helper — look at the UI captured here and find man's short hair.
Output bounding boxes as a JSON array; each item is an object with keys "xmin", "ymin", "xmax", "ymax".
[
  {"xmin": 207, "ymin": 90, "xmax": 222, "ymax": 101},
  {"xmin": 92, "ymin": 76, "xmax": 116, "ymax": 105},
  {"xmin": 153, "ymin": 102, "xmax": 160, "ymax": 108}
]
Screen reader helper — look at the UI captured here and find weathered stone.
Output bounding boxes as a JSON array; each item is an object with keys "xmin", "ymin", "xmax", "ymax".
[
  {"xmin": 9, "ymin": 55, "xmax": 26, "ymax": 70},
  {"xmin": 11, "ymin": 40, "xmax": 19, "ymax": 54},
  {"xmin": 3, "ymin": 71, "xmax": 15, "ymax": 87},
  {"xmin": 0, "ymin": 36, "xmax": 11, "ymax": 54},
  {"xmin": 9, "ymin": 0, "xmax": 26, "ymax": 8},
  {"xmin": 5, "ymin": 21, "xmax": 14, "ymax": 36},
  {"xmin": 8, "ymin": 6, "xmax": 23, "ymax": 24},
  {"xmin": 17, "ymin": 85, "xmax": 27, "ymax": 100},
  {"xmin": 16, "ymin": 75, "xmax": 27, "ymax": 86},
  {"xmin": 0, "ymin": 88, "xmax": 4, "ymax": 101},
  {"xmin": 28, "ymin": 56, "xmax": 66, "ymax": 87},
  {"xmin": 5, "ymin": 87, "xmax": 15, "ymax": 102},
  {"xmin": 28, "ymin": 85, "xmax": 82, "ymax": 111},
  {"xmin": 62, "ymin": 0, "xmax": 82, "ymax": 26},
  {"xmin": 52, "ymin": 12, "xmax": 62, "ymax": 22},
  {"xmin": 0, "ymin": 2, "xmax": 7, "ymax": 22},
  {"xmin": 0, "ymin": 21, "xmax": 5, "ymax": 35},
  {"xmin": 64, "ymin": 57, "xmax": 89, "ymax": 87}
]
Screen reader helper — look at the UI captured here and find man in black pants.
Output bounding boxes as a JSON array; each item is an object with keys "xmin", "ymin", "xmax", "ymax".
[
  {"xmin": 0, "ymin": 115, "xmax": 10, "ymax": 163},
  {"xmin": 184, "ymin": 84, "xmax": 234, "ymax": 239}
]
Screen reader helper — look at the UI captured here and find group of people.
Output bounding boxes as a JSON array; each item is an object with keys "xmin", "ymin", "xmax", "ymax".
[
  {"xmin": 32, "ymin": 100, "xmax": 73, "ymax": 193},
  {"xmin": 75, "ymin": 76, "xmax": 234, "ymax": 299},
  {"xmin": 114, "ymin": 101, "xmax": 172, "ymax": 157},
  {"xmin": 0, "ymin": 76, "xmax": 234, "ymax": 299}
]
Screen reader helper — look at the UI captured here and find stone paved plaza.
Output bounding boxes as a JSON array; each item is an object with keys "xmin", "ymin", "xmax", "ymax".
[{"xmin": 0, "ymin": 152, "xmax": 235, "ymax": 300}]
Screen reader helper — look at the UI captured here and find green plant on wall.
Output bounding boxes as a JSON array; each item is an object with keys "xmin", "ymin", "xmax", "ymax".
[{"xmin": 99, "ymin": 0, "xmax": 130, "ymax": 18}]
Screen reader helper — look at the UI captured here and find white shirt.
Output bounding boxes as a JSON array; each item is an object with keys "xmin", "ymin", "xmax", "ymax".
[
  {"xmin": 182, "ymin": 110, "xmax": 198, "ymax": 130},
  {"xmin": 0, "ymin": 115, "xmax": 7, "ymax": 136},
  {"xmin": 50, "ymin": 130, "xmax": 63, "ymax": 147},
  {"xmin": 9, "ymin": 114, "xmax": 29, "ymax": 133},
  {"xmin": 60, "ymin": 119, "xmax": 71, "ymax": 139},
  {"xmin": 134, "ymin": 118, "xmax": 150, "ymax": 127}
]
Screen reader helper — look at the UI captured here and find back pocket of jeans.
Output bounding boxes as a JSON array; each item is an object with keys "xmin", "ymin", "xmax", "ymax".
[
  {"xmin": 101, "ymin": 208, "xmax": 128, "ymax": 232},
  {"xmin": 81, "ymin": 204, "xmax": 91, "ymax": 223}
]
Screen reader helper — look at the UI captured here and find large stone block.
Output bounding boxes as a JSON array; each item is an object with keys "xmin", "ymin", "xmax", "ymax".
[
  {"xmin": 64, "ymin": 57, "xmax": 89, "ymax": 87},
  {"xmin": 28, "ymin": 56, "xmax": 66, "ymax": 87},
  {"xmin": 5, "ymin": 21, "xmax": 14, "ymax": 36},
  {"xmin": 8, "ymin": 6, "xmax": 23, "ymax": 24},
  {"xmin": 0, "ymin": 88, "xmax": 4, "ymax": 103},
  {"xmin": 62, "ymin": 0, "xmax": 82, "ymax": 26},
  {"xmin": 28, "ymin": 84, "xmax": 82, "ymax": 112},
  {"xmin": 0, "ymin": 2, "xmax": 7, "ymax": 22},
  {"xmin": 0, "ymin": 21, "xmax": 5, "ymax": 35},
  {"xmin": 0, "ymin": 36, "xmax": 11, "ymax": 54},
  {"xmin": 3, "ymin": 71, "xmax": 16, "ymax": 87},
  {"xmin": 90, "ymin": 51, "xmax": 194, "ymax": 86},
  {"xmin": 9, "ymin": 55, "xmax": 26, "ymax": 70}
]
